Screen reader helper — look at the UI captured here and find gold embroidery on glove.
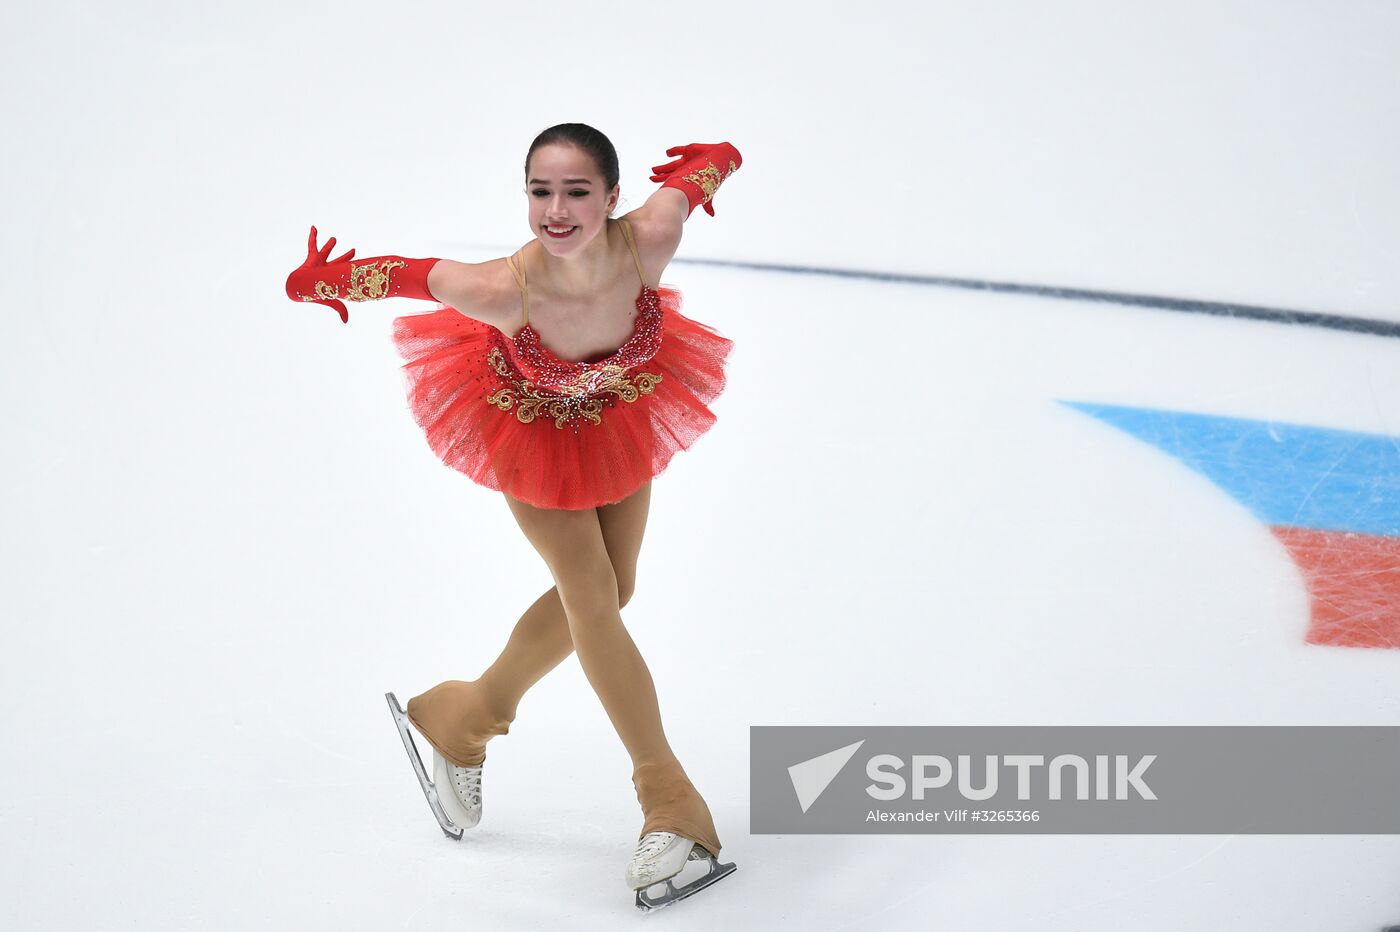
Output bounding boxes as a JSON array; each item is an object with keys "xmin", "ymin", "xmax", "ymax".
[
  {"xmin": 305, "ymin": 259, "xmax": 408, "ymax": 303},
  {"xmin": 680, "ymin": 159, "xmax": 739, "ymax": 204}
]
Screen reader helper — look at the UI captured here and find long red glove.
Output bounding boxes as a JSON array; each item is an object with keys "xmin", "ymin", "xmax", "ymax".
[
  {"xmin": 649, "ymin": 141, "xmax": 742, "ymax": 218},
  {"xmin": 284, "ymin": 226, "xmax": 441, "ymax": 323}
]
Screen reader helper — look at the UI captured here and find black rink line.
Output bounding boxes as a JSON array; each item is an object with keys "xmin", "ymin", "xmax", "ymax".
[{"xmin": 670, "ymin": 256, "xmax": 1400, "ymax": 341}]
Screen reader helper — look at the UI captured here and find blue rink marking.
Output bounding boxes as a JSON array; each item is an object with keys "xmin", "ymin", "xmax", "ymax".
[{"xmin": 1059, "ymin": 401, "xmax": 1400, "ymax": 537}]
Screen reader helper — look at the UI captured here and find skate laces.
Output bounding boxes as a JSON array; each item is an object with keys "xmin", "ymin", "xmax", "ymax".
[
  {"xmin": 448, "ymin": 763, "xmax": 482, "ymax": 807},
  {"xmin": 634, "ymin": 831, "xmax": 678, "ymax": 860},
  {"xmin": 630, "ymin": 832, "xmax": 681, "ymax": 883}
]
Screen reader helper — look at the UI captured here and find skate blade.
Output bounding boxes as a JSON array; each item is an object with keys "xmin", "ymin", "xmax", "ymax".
[
  {"xmin": 385, "ymin": 691, "xmax": 463, "ymax": 841},
  {"xmin": 633, "ymin": 853, "xmax": 737, "ymax": 912}
]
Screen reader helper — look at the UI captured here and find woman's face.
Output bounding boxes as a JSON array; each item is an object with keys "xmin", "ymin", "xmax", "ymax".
[{"xmin": 525, "ymin": 143, "xmax": 619, "ymax": 256}]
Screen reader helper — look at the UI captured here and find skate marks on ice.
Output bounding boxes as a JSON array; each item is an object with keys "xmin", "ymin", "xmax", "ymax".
[{"xmin": 1061, "ymin": 402, "xmax": 1400, "ymax": 649}]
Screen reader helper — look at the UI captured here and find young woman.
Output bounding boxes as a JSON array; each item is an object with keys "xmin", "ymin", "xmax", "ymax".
[{"xmin": 283, "ymin": 123, "xmax": 742, "ymax": 910}]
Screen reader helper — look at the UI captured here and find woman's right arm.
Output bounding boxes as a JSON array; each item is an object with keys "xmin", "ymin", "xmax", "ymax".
[
  {"xmin": 425, "ymin": 258, "xmax": 512, "ymax": 329},
  {"xmin": 284, "ymin": 226, "xmax": 507, "ymax": 327}
]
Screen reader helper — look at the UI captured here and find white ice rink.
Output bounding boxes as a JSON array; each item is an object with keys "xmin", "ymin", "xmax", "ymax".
[{"xmin": 3, "ymin": 1, "xmax": 1399, "ymax": 929}]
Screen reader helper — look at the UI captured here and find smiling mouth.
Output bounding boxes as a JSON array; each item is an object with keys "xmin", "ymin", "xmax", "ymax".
[{"xmin": 545, "ymin": 225, "xmax": 577, "ymax": 238}]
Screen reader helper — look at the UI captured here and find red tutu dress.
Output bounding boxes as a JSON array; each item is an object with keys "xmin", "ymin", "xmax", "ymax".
[{"xmin": 390, "ymin": 218, "xmax": 733, "ymax": 510}]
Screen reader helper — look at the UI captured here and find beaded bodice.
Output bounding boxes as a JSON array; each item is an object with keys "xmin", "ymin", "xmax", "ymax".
[
  {"xmin": 502, "ymin": 282, "xmax": 664, "ymax": 391},
  {"xmin": 485, "ymin": 218, "xmax": 668, "ymax": 431}
]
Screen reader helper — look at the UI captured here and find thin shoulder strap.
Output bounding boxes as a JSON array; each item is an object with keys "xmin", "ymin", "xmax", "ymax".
[
  {"xmin": 617, "ymin": 218, "xmax": 649, "ymax": 289},
  {"xmin": 504, "ymin": 249, "xmax": 529, "ymax": 325}
]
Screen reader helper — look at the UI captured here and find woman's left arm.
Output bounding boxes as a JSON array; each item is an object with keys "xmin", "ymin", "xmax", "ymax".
[
  {"xmin": 649, "ymin": 141, "xmax": 742, "ymax": 221},
  {"xmin": 622, "ymin": 141, "xmax": 742, "ymax": 276},
  {"xmin": 624, "ymin": 140, "xmax": 742, "ymax": 264}
]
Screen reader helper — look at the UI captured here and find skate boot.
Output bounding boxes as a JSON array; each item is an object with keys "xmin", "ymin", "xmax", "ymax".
[
  {"xmin": 628, "ymin": 760, "xmax": 737, "ymax": 910},
  {"xmin": 384, "ymin": 679, "xmax": 514, "ymax": 840}
]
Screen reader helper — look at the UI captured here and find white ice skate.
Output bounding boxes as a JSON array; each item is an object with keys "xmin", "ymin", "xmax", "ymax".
[
  {"xmin": 433, "ymin": 749, "xmax": 482, "ymax": 830},
  {"xmin": 385, "ymin": 691, "xmax": 482, "ymax": 840},
  {"xmin": 626, "ymin": 831, "xmax": 737, "ymax": 911}
]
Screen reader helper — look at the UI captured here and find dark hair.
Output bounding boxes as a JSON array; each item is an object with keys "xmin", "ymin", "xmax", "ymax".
[{"xmin": 525, "ymin": 123, "xmax": 621, "ymax": 211}]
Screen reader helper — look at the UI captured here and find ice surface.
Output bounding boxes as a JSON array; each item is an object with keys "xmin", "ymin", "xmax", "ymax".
[{"xmin": 2, "ymin": 1, "xmax": 1399, "ymax": 929}]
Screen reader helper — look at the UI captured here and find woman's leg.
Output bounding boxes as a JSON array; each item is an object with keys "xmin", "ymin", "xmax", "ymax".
[
  {"xmin": 474, "ymin": 482, "xmax": 652, "ymax": 710},
  {"xmin": 403, "ymin": 483, "xmax": 650, "ymax": 767},
  {"xmin": 503, "ymin": 489, "xmax": 722, "ymax": 858},
  {"xmin": 502, "ymin": 490, "xmax": 675, "ymax": 769}
]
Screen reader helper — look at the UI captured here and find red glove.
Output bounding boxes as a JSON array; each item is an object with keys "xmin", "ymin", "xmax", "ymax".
[
  {"xmin": 649, "ymin": 142, "xmax": 742, "ymax": 218},
  {"xmin": 284, "ymin": 225, "xmax": 441, "ymax": 323}
]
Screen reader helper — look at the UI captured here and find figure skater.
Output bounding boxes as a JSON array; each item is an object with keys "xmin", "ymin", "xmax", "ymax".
[{"xmin": 283, "ymin": 123, "xmax": 742, "ymax": 910}]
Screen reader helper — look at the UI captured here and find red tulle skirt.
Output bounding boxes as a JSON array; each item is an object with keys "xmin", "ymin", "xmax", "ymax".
[{"xmin": 391, "ymin": 287, "xmax": 732, "ymax": 510}]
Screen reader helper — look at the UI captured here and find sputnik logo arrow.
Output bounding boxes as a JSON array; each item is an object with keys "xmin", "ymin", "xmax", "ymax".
[{"xmin": 788, "ymin": 739, "xmax": 866, "ymax": 813}]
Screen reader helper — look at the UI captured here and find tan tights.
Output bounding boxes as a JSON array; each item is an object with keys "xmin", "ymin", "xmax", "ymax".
[{"xmin": 405, "ymin": 481, "xmax": 722, "ymax": 858}]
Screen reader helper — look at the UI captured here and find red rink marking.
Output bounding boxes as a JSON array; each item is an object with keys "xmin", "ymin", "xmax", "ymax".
[{"xmin": 1269, "ymin": 526, "xmax": 1400, "ymax": 649}]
